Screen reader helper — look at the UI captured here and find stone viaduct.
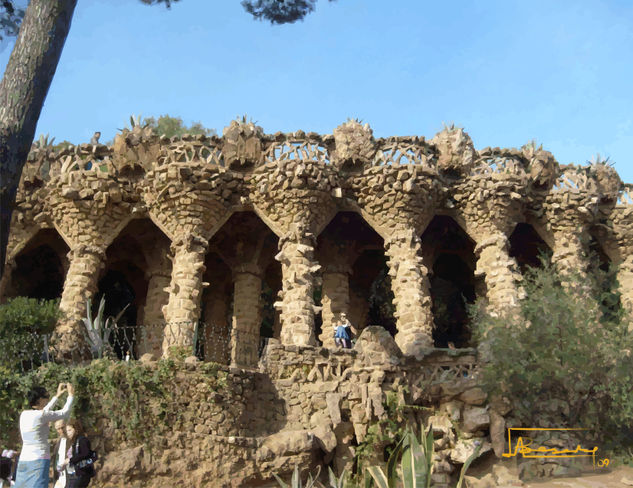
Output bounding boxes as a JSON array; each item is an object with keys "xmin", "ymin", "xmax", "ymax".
[{"xmin": 2, "ymin": 119, "xmax": 632, "ymax": 367}]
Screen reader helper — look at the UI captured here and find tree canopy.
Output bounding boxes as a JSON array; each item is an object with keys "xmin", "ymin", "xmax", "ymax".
[
  {"xmin": 0, "ymin": 0, "xmax": 24, "ymax": 42},
  {"xmin": 142, "ymin": 114, "xmax": 216, "ymax": 139},
  {"xmin": 0, "ymin": 0, "xmax": 337, "ymax": 41},
  {"xmin": 471, "ymin": 257, "xmax": 633, "ymax": 448}
]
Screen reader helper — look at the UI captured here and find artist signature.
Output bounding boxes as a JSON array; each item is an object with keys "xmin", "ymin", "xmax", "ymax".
[{"xmin": 502, "ymin": 428, "xmax": 609, "ymax": 468}]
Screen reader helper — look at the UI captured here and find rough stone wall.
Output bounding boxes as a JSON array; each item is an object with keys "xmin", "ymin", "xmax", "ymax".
[
  {"xmin": 82, "ymin": 329, "xmax": 492, "ymax": 488},
  {"xmin": 4, "ymin": 120, "xmax": 632, "ymax": 360}
]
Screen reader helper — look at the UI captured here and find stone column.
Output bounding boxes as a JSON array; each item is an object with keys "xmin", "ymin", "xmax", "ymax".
[
  {"xmin": 617, "ymin": 255, "xmax": 633, "ymax": 327},
  {"xmin": 137, "ymin": 270, "xmax": 170, "ymax": 358},
  {"xmin": 202, "ymin": 286, "xmax": 230, "ymax": 364},
  {"xmin": 275, "ymin": 231, "xmax": 320, "ymax": 346},
  {"xmin": 349, "ymin": 286, "xmax": 369, "ymax": 336},
  {"xmin": 230, "ymin": 264, "xmax": 262, "ymax": 368},
  {"xmin": 55, "ymin": 245, "xmax": 106, "ymax": 359},
  {"xmin": 551, "ymin": 228, "xmax": 590, "ymax": 278},
  {"xmin": 474, "ymin": 229, "xmax": 521, "ymax": 313},
  {"xmin": 161, "ymin": 234, "xmax": 208, "ymax": 356},
  {"xmin": 319, "ymin": 264, "xmax": 351, "ymax": 347},
  {"xmin": 385, "ymin": 230, "xmax": 433, "ymax": 357}
]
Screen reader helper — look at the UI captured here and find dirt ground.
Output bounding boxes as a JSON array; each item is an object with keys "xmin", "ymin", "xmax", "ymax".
[{"xmin": 523, "ymin": 465, "xmax": 633, "ymax": 487}]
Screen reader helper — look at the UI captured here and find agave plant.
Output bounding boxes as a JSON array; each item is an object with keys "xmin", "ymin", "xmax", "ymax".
[
  {"xmin": 83, "ymin": 296, "xmax": 129, "ymax": 359},
  {"xmin": 365, "ymin": 426, "xmax": 481, "ymax": 488},
  {"xmin": 273, "ymin": 465, "xmax": 321, "ymax": 488},
  {"xmin": 33, "ymin": 133, "xmax": 56, "ymax": 149}
]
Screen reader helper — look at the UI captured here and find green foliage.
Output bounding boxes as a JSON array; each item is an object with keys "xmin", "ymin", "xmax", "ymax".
[
  {"xmin": 242, "ymin": 0, "xmax": 336, "ymax": 25},
  {"xmin": 471, "ymin": 258, "xmax": 633, "ymax": 448},
  {"xmin": 0, "ymin": 297, "xmax": 61, "ymax": 372},
  {"xmin": 355, "ymin": 390, "xmax": 406, "ymax": 470},
  {"xmin": 52, "ymin": 140, "xmax": 74, "ymax": 151},
  {"xmin": 364, "ymin": 426, "xmax": 480, "ymax": 488},
  {"xmin": 142, "ymin": 114, "xmax": 216, "ymax": 138},
  {"xmin": 0, "ymin": 357, "xmax": 229, "ymax": 449}
]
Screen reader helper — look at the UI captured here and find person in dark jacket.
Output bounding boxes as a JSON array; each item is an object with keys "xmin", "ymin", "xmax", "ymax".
[{"xmin": 61, "ymin": 420, "xmax": 94, "ymax": 488}]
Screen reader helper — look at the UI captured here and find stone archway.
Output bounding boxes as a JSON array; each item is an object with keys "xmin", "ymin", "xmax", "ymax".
[
  {"xmin": 421, "ymin": 216, "xmax": 478, "ymax": 348},
  {"xmin": 509, "ymin": 223, "xmax": 553, "ymax": 273},
  {"xmin": 1, "ymin": 228, "xmax": 69, "ymax": 301},
  {"xmin": 205, "ymin": 211, "xmax": 281, "ymax": 368},
  {"xmin": 97, "ymin": 219, "xmax": 171, "ymax": 358},
  {"xmin": 94, "ymin": 269, "xmax": 140, "ymax": 359},
  {"xmin": 316, "ymin": 212, "xmax": 386, "ymax": 345},
  {"xmin": 200, "ymin": 252, "xmax": 233, "ymax": 364},
  {"xmin": 352, "ymin": 250, "xmax": 395, "ymax": 337}
]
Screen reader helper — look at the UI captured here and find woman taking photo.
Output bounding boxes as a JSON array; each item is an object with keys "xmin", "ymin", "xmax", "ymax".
[
  {"xmin": 63, "ymin": 419, "xmax": 95, "ymax": 488},
  {"xmin": 14, "ymin": 383, "xmax": 74, "ymax": 488}
]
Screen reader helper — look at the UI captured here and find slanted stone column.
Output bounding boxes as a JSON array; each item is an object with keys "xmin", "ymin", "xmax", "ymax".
[
  {"xmin": 230, "ymin": 264, "xmax": 263, "ymax": 368},
  {"xmin": 617, "ymin": 255, "xmax": 633, "ymax": 326},
  {"xmin": 275, "ymin": 230, "xmax": 320, "ymax": 346},
  {"xmin": 161, "ymin": 234, "xmax": 208, "ymax": 356},
  {"xmin": 55, "ymin": 245, "xmax": 106, "ymax": 359},
  {"xmin": 203, "ymin": 287, "xmax": 230, "ymax": 364},
  {"xmin": 385, "ymin": 230, "xmax": 433, "ymax": 357},
  {"xmin": 319, "ymin": 263, "xmax": 351, "ymax": 347},
  {"xmin": 551, "ymin": 228, "xmax": 589, "ymax": 278},
  {"xmin": 138, "ymin": 270, "xmax": 170, "ymax": 357},
  {"xmin": 474, "ymin": 229, "xmax": 521, "ymax": 313}
]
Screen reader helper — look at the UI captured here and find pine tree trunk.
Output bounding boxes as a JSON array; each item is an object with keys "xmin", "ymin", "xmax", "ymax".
[{"xmin": 0, "ymin": 0, "xmax": 78, "ymax": 278}]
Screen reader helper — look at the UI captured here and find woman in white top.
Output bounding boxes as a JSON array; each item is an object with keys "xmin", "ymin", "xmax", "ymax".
[
  {"xmin": 52, "ymin": 419, "xmax": 68, "ymax": 488},
  {"xmin": 14, "ymin": 383, "xmax": 74, "ymax": 488}
]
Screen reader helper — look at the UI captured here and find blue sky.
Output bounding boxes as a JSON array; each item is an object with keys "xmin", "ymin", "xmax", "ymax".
[{"xmin": 1, "ymin": 0, "xmax": 632, "ymax": 183}]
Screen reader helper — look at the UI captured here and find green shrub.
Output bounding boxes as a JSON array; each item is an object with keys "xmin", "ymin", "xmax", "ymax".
[
  {"xmin": 471, "ymin": 259, "xmax": 633, "ymax": 449},
  {"xmin": 0, "ymin": 358, "xmax": 229, "ymax": 449},
  {"xmin": 0, "ymin": 297, "xmax": 61, "ymax": 372}
]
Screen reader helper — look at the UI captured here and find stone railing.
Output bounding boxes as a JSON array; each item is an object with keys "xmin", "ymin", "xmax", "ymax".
[
  {"xmin": 263, "ymin": 134, "xmax": 331, "ymax": 164},
  {"xmin": 415, "ymin": 349, "xmax": 479, "ymax": 385},
  {"xmin": 471, "ymin": 153, "xmax": 526, "ymax": 176},
  {"xmin": 551, "ymin": 165, "xmax": 593, "ymax": 192},
  {"xmin": 157, "ymin": 136, "xmax": 224, "ymax": 166},
  {"xmin": 19, "ymin": 127, "xmax": 629, "ymax": 200},
  {"xmin": 23, "ymin": 144, "xmax": 115, "ymax": 183},
  {"xmin": 373, "ymin": 137, "xmax": 436, "ymax": 169}
]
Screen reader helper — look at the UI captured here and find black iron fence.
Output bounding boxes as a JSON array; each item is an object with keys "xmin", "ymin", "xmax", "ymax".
[{"xmin": 2, "ymin": 321, "xmax": 275, "ymax": 373}]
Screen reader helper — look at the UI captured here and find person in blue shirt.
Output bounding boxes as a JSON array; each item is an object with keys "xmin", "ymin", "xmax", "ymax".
[{"xmin": 334, "ymin": 313, "xmax": 352, "ymax": 348}]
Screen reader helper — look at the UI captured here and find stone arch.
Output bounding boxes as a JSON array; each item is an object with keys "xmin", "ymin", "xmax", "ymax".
[
  {"xmin": 204, "ymin": 211, "xmax": 281, "ymax": 367},
  {"xmin": 96, "ymin": 219, "xmax": 171, "ymax": 358},
  {"xmin": 1, "ymin": 228, "xmax": 69, "ymax": 302},
  {"xmin": 200, "ymin": 252, "xmax": 232, "ymax": 364},
  {"xmin": 420, "ymin": 216, "xmax": 479, "ymax": 348},
  {"xmin": 509, "ymin": 223, "xmax": 553, "ymax": 273},
  {"xmin": 316, "ymin": 211, "xmax": 388, "ymax": 345}
]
